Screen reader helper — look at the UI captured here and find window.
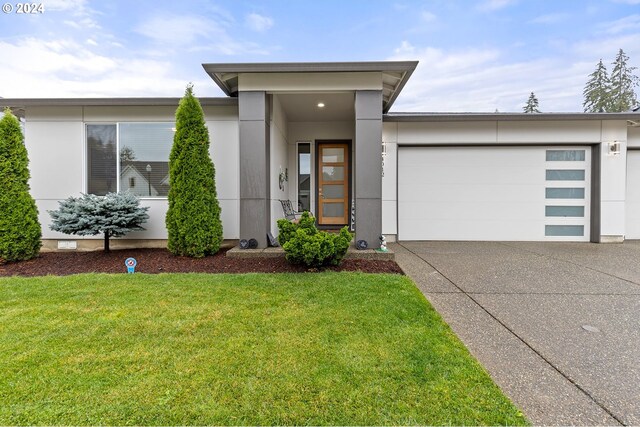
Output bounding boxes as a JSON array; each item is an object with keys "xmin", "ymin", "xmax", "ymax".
[
  {"xmin": 298, "ymin": 143, "xmax": 310, "ymax": 211},
  {"xmin": 86, "ymin": 122, "xmax": 174, "ymax": 197},
  {"xmin": 546, "ymin": 150, "xmax": 585, "ymax": 161},
  {"xmin": 87, "ymin": 124, "xmax": 117, "ymax": 196},
  {"xmin": 545, "ymin": 170, "xmax": 585, "ymax": 181}
]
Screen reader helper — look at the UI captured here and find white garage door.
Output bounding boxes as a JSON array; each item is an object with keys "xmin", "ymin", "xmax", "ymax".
[
  {"xmin": 625, "ymin": 150, "xmax": 640, "ymax": 239},
  {"xmin": 398, "ymin": 146, "xmax": 591, "ymax": 241}
]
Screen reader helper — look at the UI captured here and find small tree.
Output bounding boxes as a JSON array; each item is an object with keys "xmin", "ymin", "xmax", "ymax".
[
  {"xmin": 166, "ymin": 84, "xmax": 223, "ymax": 257},
  {"xmin": 49, "ymin": 192, "xmax": 149, "ymax": 252},
  {"xmin": 0, "ymin": 108, "xmax": 42, "ymax": 262},
  {"xmin": 523, "ymin": 92, "xmax": 540, "ymax": 113},
  {"xmin": 583, "ymin": 59, "xmax": 612, "ymax": 112},
  {"xmin": 610, "ymin": 49, "xmax": 639, "ymax": 112}
]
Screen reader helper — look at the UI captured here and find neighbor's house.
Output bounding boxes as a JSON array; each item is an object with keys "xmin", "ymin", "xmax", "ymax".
[{"xmin": 2, "ymin": 61, "xmax": 640, "ymax": 250}]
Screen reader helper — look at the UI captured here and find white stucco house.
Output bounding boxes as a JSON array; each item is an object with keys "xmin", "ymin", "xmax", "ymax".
[{"xmin": 2, "ymin": 60, "xmax": 640, "ymax": 250}]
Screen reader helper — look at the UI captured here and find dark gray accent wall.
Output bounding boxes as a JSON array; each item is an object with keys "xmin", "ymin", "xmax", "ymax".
[
  {"xmin": 355, "ymin": 90, "xmax": 383, "ymax": 248},
  {"xmin": 239, "ymin": 91, "xmax": 270, "ymax": 248},
  {"xmin": 590, "ymin": 144, "xmax": 601, "ymax": 243}
]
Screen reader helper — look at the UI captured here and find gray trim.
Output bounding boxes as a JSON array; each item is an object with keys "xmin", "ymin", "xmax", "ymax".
[
  {"xmin": 0, "ymin": 97, "xmax": 237, "ymax": 107},
  {"xmin": 590, "ymin": 144, "xmax": 601, "ymax": 243},
  {"xmin": 202, "ymin": 61, "xmax": 418, "ymax": 114},
  {"xmin": 202, "ymin": 61, "xmax": 419, "ymax": 74},
  {"xmin": 384, "ymin": 112, "xmax": 640, "ymax": 122},
  {"xmin": 626, "ymin": 146, "xmax": 640, "ymax": 150},
  {"xmin": 398, "ymin": 143, "xmax": 599, "ymax": 147}
]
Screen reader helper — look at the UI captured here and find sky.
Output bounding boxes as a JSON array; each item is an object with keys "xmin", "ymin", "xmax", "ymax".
[{"xmin": 0, "ymin": 0, "xmax": 639, "ymax": 112}]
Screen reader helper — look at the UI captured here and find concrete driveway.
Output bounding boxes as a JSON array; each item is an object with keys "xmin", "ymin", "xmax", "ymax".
[{"xmin": 391, "ymin": 241, "xmax": 640, "ymax": 426}]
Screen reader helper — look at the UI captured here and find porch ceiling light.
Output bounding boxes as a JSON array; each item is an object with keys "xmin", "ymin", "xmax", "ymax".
[{"xmin": 317, "ymin": 102, "xmax": 325, "ymax": 108}]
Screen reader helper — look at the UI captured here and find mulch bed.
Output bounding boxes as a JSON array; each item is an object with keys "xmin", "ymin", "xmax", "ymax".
[{"xmin": 0, "ymin": 248, "xmax": 403, "ymax": 277}]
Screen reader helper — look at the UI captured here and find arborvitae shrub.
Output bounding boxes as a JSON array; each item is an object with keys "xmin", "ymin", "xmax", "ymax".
[
  {"xmin": 0, "ymin": 108, "xmax": 42, "ymax": 262},
  {"xmin": 166, "ymin": 85, "xmax": 223, "ymax": 257}
]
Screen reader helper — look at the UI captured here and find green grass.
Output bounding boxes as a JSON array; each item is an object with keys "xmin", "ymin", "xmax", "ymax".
[{"xmin": 0, "ymin": 273, "xmax": 527, "ymax": 425}]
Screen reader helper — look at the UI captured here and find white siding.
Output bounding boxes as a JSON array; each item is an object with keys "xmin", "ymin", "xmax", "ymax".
[
  {"xmin": 25, "ymin": 105, "xmax": 240, "ymax": 241},
  {"xmin": 398, "ymin": 146, "xmax": 591, "ymax": 242}
]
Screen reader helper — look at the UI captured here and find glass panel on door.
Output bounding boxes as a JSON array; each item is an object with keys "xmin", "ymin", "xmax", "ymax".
[{"xmin": 318, "ymin": 144, "xmax": 349, "ymax": 225}]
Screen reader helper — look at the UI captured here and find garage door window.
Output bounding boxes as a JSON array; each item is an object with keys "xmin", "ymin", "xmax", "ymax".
[
  {"xmin": 545, "ymin": 206, "xmax": 585, "ymax": 217},
  {"xmin": 546, "ymin": 150, "xmax": 586, "ymax": 161},
  {"xmin": 545, "ymin": 170, "xmax": 585, "ymax": 180},
  {"xmin": 546, "ymin": 188, "xmax": 585, "ymax": 199},
  {"xmin": 545, "ymin": 225, "xmax": 584, "ymax": 236}
]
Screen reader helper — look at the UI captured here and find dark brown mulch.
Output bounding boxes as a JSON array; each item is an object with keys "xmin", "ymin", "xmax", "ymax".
[{"xmin": 0, "ymin": 248, "xmax": 403, "ymax": 277}]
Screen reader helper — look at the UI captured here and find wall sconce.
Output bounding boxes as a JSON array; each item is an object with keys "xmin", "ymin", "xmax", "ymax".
[{"xmin": 608, "ymin": 141, "xmax": 621, "ymax": 156}]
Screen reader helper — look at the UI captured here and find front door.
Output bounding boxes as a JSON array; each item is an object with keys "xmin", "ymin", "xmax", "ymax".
[{"xmin": 317, "ymin": 142, "xmax": 349, "ymax": 225}]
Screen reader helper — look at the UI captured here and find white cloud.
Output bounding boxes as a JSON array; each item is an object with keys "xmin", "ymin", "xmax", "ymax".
[
  {"xmin": 135, "ymin": 13, "xmax": 272, "ymax": 55},
  {"xmin": 599, "ymin": 14, "xmax": 640, "ymax": 34},
  {"xmin": 135, "ymin": 15, "xmax": 214, "ymax": 45},
  {"xmin": 530, "ymin": 13, "xmax": 569, "ymax": 24},
  {"xmin": 0, "ymin": 37, "xmax": 218, "ymax": 98},
  {"xmin": 478, "ymin": 0, "xmax": 517, "ymax": 11},
  {"xmin": 388, "ymin": 41, "xmax": 594, "ymax": 112},
  {"xmin": 421, "ymin": 11, "xmax": 437, "ymax": 23},
  {"xmin": 245, "ymin": 13, "xmax": 274, "ymax": 32}
]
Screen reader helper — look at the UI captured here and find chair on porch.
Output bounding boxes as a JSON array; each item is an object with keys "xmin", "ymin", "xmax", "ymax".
[{"xmin": 279, "ymin": 200, "xmax": 303, "ymax": 221}]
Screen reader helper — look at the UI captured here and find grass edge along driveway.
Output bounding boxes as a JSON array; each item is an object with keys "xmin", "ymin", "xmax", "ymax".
[{"xmin": 0, "ymin": 272, "xmax": 528, "ymax": 425}]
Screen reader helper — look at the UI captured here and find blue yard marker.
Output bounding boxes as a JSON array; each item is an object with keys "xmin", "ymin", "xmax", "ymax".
[{"xmin": 125, "ymin": 257, "xmax": 137, "ymax": 274}]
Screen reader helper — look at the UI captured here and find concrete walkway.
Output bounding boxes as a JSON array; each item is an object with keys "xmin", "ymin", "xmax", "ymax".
[{"xmin": 391, "ymin": 241, "xmax": 640, "ymax": 426}]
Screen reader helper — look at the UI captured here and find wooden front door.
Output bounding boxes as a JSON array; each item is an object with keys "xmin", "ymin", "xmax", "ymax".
[{"xmin": 317, "ymin": 143, "xmax": 349, "ymax": 225}]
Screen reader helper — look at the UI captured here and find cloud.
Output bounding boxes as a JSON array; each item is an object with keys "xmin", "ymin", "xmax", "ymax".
[
  {"xmin": 421, "ymin": 11, "xmax": 437, "ymax": 23},
  {"xmin": 388, "ymin": 41, "xmax": 594, "ymax": 112},
  {"xmin": 135, "ymin": 15, "xmax": 214, "ymax": 45},
  {"xmin": 134, "ymin": 13, "xmax": 273, "ymax": 55},
  {"xmin": 0, "ymin": 37, "xmax": 217, "ymax": 98},
  {"xmin": 478, "ymin": 0, "xmax": 517, "ymax": 11},
  {"xmin": 598, "ymin": 14, "xmax": 640, "ymax": 34},
  {"xmin": 530, "ymin": 13, "xmax": 569, "ymax": 24},
  {"xmin": 245, "ymin": 13, "xmax": 274, "ymax": 32}
]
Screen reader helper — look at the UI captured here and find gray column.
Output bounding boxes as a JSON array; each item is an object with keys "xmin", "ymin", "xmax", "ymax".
[
  {"xmin": 239, "ymin": 91, "xmax": 270, "ymax": 248},
  {"xmin": 354, "ymin": 90, "xmax": 383, "ymax": 248}
]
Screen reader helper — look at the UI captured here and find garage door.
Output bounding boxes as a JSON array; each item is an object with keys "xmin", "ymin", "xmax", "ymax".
[
  {"xmin": 626, "ymin": 150, "xmax": 640, "ymax": 239},
  {"xmin": 398, "ymin": 146, "xmax": 591, "ymax": 241}
]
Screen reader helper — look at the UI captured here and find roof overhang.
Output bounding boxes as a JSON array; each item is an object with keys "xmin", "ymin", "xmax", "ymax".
[
  {"xmin": 0, "ymin": 97, "xmax": 237, "ymax": 108},
  {"xmin": 202, "ymin": 61, "xmax": 418, "ymax": 113},
  {"xmin": 384, "ymin": 112, "xmax": 640, "ymax": 122}
]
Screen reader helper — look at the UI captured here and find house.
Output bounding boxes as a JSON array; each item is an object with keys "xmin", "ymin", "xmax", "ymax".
[{"xmin": 2, "ymin": 60, "xmax": 640, "ymax": 250}]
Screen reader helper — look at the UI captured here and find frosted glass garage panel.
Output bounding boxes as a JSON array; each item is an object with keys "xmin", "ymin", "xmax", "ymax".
[{"xmin": 546, "ymin": 150, "xmax": 585, "ymax": 161}]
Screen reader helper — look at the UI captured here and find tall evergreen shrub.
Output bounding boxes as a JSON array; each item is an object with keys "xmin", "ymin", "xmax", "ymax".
[
  {"xmin": 166, "ymin": 85, "xmax": 223, "ymax": 257},
  {"xmin": 0, "ymin": 108, "xmax": 42, "ymax": 262}
]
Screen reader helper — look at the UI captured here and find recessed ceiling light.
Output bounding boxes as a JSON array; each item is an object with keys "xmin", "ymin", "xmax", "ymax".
[{"xmin": 317, "ymin": 102, "xmax": 325, "ymax": 108}]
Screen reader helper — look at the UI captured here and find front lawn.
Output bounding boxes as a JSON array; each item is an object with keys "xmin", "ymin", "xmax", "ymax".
[{"xmin": 0, "ymin": 273, "xmax": 527, "ymax": 425}]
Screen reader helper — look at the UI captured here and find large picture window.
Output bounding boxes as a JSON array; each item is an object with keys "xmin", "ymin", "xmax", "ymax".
[{"xmin": 86, "ymin": 122, "xmax": 174, "ymax": 197}]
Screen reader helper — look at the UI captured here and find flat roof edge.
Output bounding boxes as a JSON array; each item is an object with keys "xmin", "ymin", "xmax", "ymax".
[
  {"xmin": 384, "ymin": 112, "xmax": 640, "ymax": 122},
  {"xmin": 202, "ymin": 61, "xmax": 419, "ymax": 74},
  {"xmin": 0, "ymin": 97, "xmax": 237, "ymax": 107}
]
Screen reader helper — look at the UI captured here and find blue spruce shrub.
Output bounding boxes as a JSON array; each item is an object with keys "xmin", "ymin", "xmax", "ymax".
[{"xmin": 49, "ymin": 192, "xmax": 149, "ymax": 252}]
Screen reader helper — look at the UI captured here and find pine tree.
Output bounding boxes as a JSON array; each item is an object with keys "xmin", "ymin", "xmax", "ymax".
[
  {"xmin": 0, "ymin": 108, "xmax": 42, "ymax": 262},
  {"xmin": 583, "ymin": 59, "xmax": 611, "ymax": 112},
  {"xmin": 523, "ymin": 92, "xmax": 540, "ymax": 113},
  {"xmin": 609, "ymin": 49, "xmax": 639, "ymax": 112},
  {"xmin": 49, "ymin": 192, "xmax": 149, "ymax": 252},
  {"xmin": 165, "ymin": 84, "xmax": 223, "ymax": 257}
]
